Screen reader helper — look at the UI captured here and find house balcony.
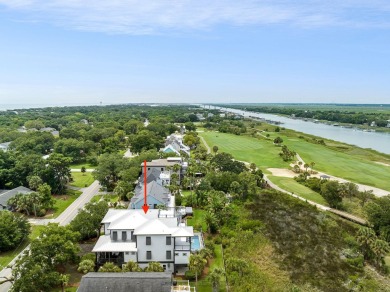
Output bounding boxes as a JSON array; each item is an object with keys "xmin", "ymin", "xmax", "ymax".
[{"xmin": 175, "ymin": 238, "xmax": 191, "ymax": 251}]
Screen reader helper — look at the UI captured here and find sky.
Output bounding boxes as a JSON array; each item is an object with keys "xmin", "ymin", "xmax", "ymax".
[{"xmin": 0, "ymin": 1, "xmax": 390, "ymax": 106}]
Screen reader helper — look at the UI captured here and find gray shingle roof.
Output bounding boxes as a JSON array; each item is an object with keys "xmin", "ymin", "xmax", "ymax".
[
  {"xmin": 138, "ymin": 168, "xmax": 161, "ymax": 185},
  {"xmin": 77, "ymin": 272, "xmax": 172, "ymax": 292},
  {"xmin": 131, "ymin": 181, "xmax": 170, "ymax": 206},
  {"xmin": 0, "ymin": 186, "xmax": 33, "ymax": 209}
]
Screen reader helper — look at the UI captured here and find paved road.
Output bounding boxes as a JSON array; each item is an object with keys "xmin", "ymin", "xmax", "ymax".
[{"xmin": 0, "ymin": 180, "xmax": 101, "ymax": 291}]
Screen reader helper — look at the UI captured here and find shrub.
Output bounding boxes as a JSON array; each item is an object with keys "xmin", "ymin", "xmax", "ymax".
[
  {"xmin": 78, "ymin": 259, "xmax": 95, "ymax": 274},
  {"xmin": 184, "ymin": 270, "xmax": 196, "ymax": 281},
  {"xmin": 81, "ymin": 253, "xmax": 96, "ymax": 262}
]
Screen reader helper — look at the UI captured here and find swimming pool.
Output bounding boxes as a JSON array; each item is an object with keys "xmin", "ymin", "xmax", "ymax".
[{"xmin": 191, "ymin": 234, "xmax": 203, "ymax": 251}]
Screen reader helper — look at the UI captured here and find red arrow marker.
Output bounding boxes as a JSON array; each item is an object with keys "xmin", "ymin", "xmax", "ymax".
[{"xmin": 142, "ymin": 160, "xmax": 149, "ymax": 214}]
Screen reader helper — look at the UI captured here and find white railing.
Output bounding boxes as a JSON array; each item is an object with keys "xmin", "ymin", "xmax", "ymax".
[{"xmin": 171, "ymin": 280, "xmax": 196, "ymax": 292}]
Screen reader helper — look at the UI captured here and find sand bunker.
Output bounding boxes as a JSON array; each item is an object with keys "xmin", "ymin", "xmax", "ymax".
[{"xmin": 267, "ymin": 168, "xmax": 297, "ymax": 178}]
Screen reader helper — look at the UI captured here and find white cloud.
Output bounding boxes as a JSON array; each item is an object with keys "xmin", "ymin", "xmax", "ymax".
[{"xmin": 1, "ymin": 0, "xmax": 390, "ymax": 34}]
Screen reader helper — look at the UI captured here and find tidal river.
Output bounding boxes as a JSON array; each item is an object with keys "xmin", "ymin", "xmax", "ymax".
[{"xmin": 206, "ymin": 105, "xmax": 390, "ymax": 155}]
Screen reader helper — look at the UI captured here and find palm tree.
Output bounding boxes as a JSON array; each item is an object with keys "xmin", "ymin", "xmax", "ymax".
[
  {"xmin": 189, "ymin": 254, "xmax": 207, "ymax": 286},
  {"xmin": 98, "ymin": 262, "xmax": 121, "ymax": 272},
  {"xmin": 370, "ymin": 239, "xmax": 390, "ymax": 268},
  {"xmin": 310, "ymin": 162, "xmax": 315, "ymax": 174},
  {"xmin": 225, "ymin": 257, "xmax": 249, "ymax": 277},
  {"xmin": 30, "ymin": 192, "xmax": 42, "ymax": 217},
  {"xmin": 209, "ymin": 267, "xmax": 225, "ymax": 292},
  {"xmin": 303, "ymin": 163, "xmax": 309, "ymax": 173},
  {"xmin": 122, "ymin": 261, "xmax": 142, "ymax": 272},
  {"xmin": 204, "ymin": 211, "xmax": 218, "ymax": 234},
  {"xmin": 145, "ymin": 261, "xmax": 164, "ymax": 272},
  {"xmin": 199, "ymin": 248, "xmax": 213, "ymax": 261},
  {"xmin": 293, "ymin": 164, "xmax": 300, "ymax": 173},
  {"xmin": 356, "ymin": 227, "xmax": 376, "ymax": 260}
]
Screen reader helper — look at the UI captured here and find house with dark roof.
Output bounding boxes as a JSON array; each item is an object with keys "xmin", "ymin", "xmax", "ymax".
[
  {"xmin": 77, "ymin": 272, "xmax": 172, "ymax": 292},
  {"xmin": 0, "ymin": 186, "xmax": 33, "ymax": 211},
  {"xmin": 130, "ymin": 181, "xmax": 172, "ymax": 210}
]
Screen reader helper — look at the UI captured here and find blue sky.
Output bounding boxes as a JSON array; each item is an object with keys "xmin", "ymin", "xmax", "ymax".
[{"xmin": 0, "ymin": 1, "xmax": 390, "ymax": 105}]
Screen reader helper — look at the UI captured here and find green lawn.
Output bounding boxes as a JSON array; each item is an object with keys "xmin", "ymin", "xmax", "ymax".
[
  {"xmin": 267, "ymin": 175, "xmax": 328, "ymax": 206},
  {"xmin": 187, "ymin": 209, "xmax": 208, "ymax": 232},
  {"xmin": 91, "ymin": 194, "xmax": 118, "ymax": 204},
  {"xmin": 0, "ymin": 225, "xmax": 45, "ymax": 269},
  {"xmin": 200, "ymin": 131, "xmax": 289, "ymax": 170},
  {"xmin": 70, "ymin": 172, "xmax": 94, "ymax": 188},
  {"xmin": 51, "ymin": 190, "xmax": 82, "ymax": 218},
  {"xmin": 69, "ymin": 162, "xmax": 95, "ymax": 169},
  {"xmin": 200, "ymin": 130, "xmax": 390, "ymax": 192}
]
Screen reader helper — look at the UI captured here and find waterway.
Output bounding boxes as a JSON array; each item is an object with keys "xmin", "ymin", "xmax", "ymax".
[{"xmin": 205, "ymin": 105, "xmax": 390, "ymax": 155}]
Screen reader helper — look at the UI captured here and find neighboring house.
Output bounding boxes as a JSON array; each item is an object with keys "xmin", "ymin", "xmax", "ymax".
[
  {"xmin": 40, "ymin": 127, "xmax": 59, "ymax": 136},
  {"xmin": 142, "ymin": 158, "xmax": 185, "ymax": 182},
  {"xmin": 92, "ymin": 209, "xmax": 194, "ymax": 273},
  {"xmin": 195, "ymin": 113, "xmax": 205, "ymax": 121},
  {"xmin": 161, "ymin": 144, "xmax": 181, "ymax": 156},
  {"xmin": 164, "ymin": 134, "xmax": 190, "ymax": 156},
  {"xmin": 0, "ymin": 142, "xmax": 11, "ymax": 152},
  {"xmin": 0, "ymin": 186, "xmax": 33, "ymax": 211},
  {"xmin": 77, "ymin": 272, "xmax": 173, "ymax": 292},
  {"xmin": 130, "ymin": 181, "xmax": 172, "ymax": 210}
]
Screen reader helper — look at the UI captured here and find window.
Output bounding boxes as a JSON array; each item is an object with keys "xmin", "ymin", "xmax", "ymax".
[
  {"xmin": 146, "ymin": 237, "xmax": 151, "ymax": 245},
  {"xmin": 131, "ymin": 232, "xmax": 136, "ymax": 241},
  {"xmin": 122, "ymin": 231, "xmax": 127, "ymax": 241},
  {"xmin": 112, "ymin": 231, "xmax": 117, "ymax": 241},
  {"xmin": 166, "ymin": 251, "xmax": 172, "ymax": 259},
  {"xmin": 183, "ymin": 253, "xmax": 187, "ymax": 256},
  {"xmin": 131, "ymin": 252, "xmax": 136, "ymax": 255},
  {"xmin": 175, "ymin": 253, "xmax": 179, "ymax": 256},
  {"xmin": 125, "ymin": 252, "xmax": 129, "ymax": 255},
  {"xmin": 166, "ymin": 236, "xmax": 171, "ymax": 245},
  {"xmin": 146, "ymin": 251, "xmax": 152, "ymax": 260},
  {"xmin": 161, "ymin": 168, "xmax": 164, "ymax": 171}
]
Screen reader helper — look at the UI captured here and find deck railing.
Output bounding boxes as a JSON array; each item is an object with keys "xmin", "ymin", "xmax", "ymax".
[{"xmin": 171, "ymin": 280, "xmax": 196, "ymax": 292}]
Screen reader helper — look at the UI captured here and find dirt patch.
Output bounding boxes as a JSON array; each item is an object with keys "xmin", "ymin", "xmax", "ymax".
[{"xmin": 267, "ymin": 168, "xmax": 297, "ymax": 178}]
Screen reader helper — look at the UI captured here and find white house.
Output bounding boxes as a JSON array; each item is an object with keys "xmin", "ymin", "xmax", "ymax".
[
  {"xmin": 0, "ymin": 142, "xmax": 11, "ymax": 152},
  {"xmin": 93, "ymin": 209, "xmax": 194, "ymax": 273},
  {"xmin": 141, "ymin": 157, "xmax": 186, "ymax": 182},
  {"xmin": 163, "ymin": 134, "xmax": 191, "ymax": 156}
]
